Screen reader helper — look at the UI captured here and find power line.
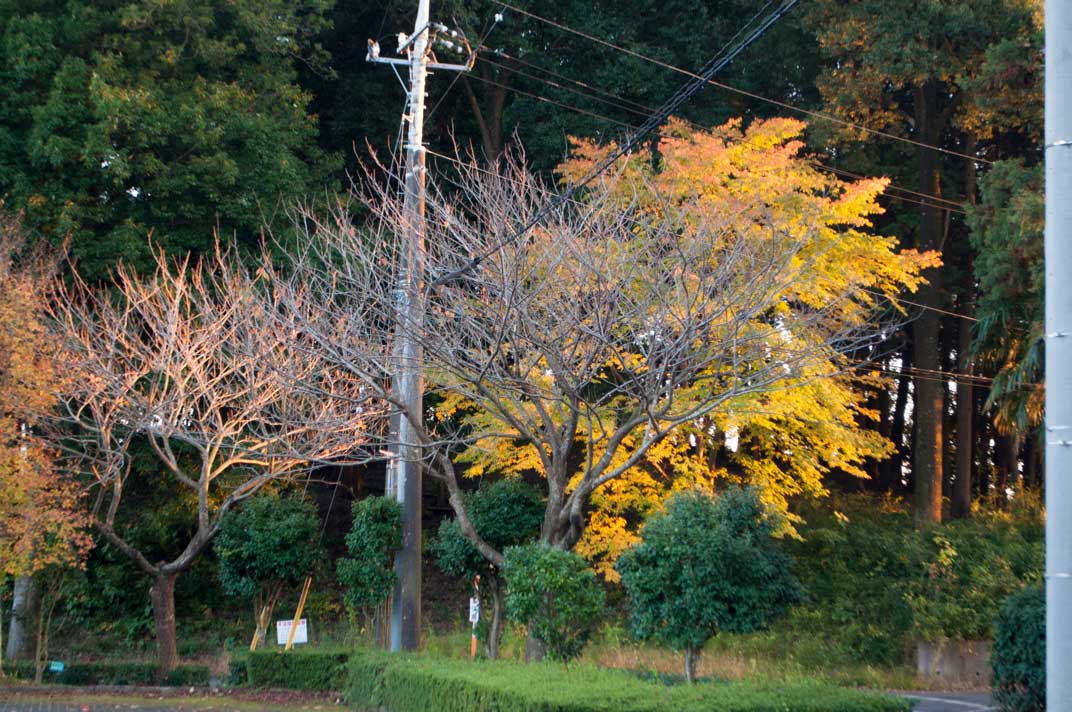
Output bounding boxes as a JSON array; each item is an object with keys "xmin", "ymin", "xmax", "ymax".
[
  {"xmin": 466, "ymin": 71, "xmax": 637, "ymax": 129},
  {"xmin": 860, "ymin": 287, "xmax": 978, "ymax": 323},
  {"xmin": 432, "ymin": 0, "xmax": 838, "ymax": 287},
  {"xmin": 427, "ymin": 18, "xmax": 502, "ymax": 121},
  {"xmin": 493, "ymin": 0, "xmax": 993, "ymax": 167},
  {"xmin": 475, "ymin": 50, "xmax": 967, "ymax": 215},
  {"xmin": 477, "ymin": 54, "xmax": 650, "ymax": 119},
  {"xmin": 449, "ymin": 4, "xmax": 981, "ymax": 328}
]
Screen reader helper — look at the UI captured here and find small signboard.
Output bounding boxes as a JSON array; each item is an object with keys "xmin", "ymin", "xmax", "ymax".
[
  {"xmin": 276, "ymin": 618, "xmax": 309, "ymax": 645},
  {"xmin": 468, "ymin": 597, "xmax": 480, "ymax": 624},
  {"xmin": 49, "ymin": 661, "xmax": 65, "ymax": 673}
]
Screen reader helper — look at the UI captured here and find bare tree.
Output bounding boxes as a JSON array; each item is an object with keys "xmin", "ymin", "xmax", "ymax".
[
  {"xmin": 45, "ymin": 245, "xmax": 380, "ymax": 675},
  {"xmin": 274, "ymin": 150, "xmax": 901, "ymax": 573}
]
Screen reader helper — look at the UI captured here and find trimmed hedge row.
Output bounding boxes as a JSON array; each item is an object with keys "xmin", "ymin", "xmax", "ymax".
[
  {"xmin": 0, "ymin": 660, "xmax": 209, "ymax": 686},
  {"xmin": 344, "ymin": 653, "xmax": 912, "ymax": 712},
  {"xmin": 240, "ymin": 648, "xmax": 350, "ymax": 690}
]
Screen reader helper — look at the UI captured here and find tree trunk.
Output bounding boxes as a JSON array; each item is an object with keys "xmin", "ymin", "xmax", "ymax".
[
  {"xmin": 485, "ymin": 577, "xmax": 504, "ymax": 661},
  {"xmin": 251, "ymin": 582, "xmax": 284, "ymax": 651},
  {"xmin": 524, "ymin": 628, "xmax": 547, "ymax": 662},
  {"xmin": 952, "ymin": 316, "xmax": 975, "ymax": 519},
  {"xmin": 32, "ymin": 577, "xmax": 59, "ymax": 686},
  {"xmin": 684, "ymin": 646, "xmax": 698, "ymax": 684},
  {"xmin": 6, "ymin": 576, "xmax": 37, "ymax": 660},
  {"xmin": 880, "ymin": 345, "xmax": 912, "ymax": 491},
  {"xmin": 951, "ymin": 133, "xmax": 977, "ymax": 519},
  {"xmin": 995, "ymin": 434, "xmax": 1020, "ymax": 502},
  {"xmin": 0, "ymin": 576, "xmax": 5, "ymax": 678},
  {"xmin": 1024, "ymin": 432, "xmax": 1040, "ymax": 489},
  {"xmin": 149, "ymin": 572, "xmax": 179, "ymax": 677},
  {"xmin": 33, "ymin": 589, "xmax": 46, "ymax": 685},
  {"xmin": 942, "ymin": 321, "xmax": 957, "ymax": 501},
  {"xmin": 974, "ymin": 386, "xmax": 992, "ymax": 500},
  {"xmin": 911, "ymin": 81, "xmax": 947, "ymax": 529}
]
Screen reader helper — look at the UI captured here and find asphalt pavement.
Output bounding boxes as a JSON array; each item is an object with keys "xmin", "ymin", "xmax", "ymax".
[{"xmin": 900, "ymin": 691, "xmax": 997, "ymax": 712}]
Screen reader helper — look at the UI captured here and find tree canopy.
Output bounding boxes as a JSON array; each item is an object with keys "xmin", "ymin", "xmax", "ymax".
[{"xmin": 0, "ymin": 0, "xmax": 338, "ymax": 279}]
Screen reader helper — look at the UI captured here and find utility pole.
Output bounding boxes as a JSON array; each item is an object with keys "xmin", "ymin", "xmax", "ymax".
[
  {"xmin": 366, "ymin": 2, "xmax": 473, "ymax": 652},
  {"xmin": 1047, "ymin": 0, "xmax": 1072, "ymax": 705}
]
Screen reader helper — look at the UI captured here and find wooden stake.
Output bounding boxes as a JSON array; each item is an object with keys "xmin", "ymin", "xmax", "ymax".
[
  {"xmin": 249, "ymin": 604, "xmax": 269, "ymax": 652},
  {"xmin": 285, "ymin": 576, "xmax": 313, "ymax": 651}
]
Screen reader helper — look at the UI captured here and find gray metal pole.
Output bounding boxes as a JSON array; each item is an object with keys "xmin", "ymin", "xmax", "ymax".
[
  {"xmin": 1046, "ymin": 0, "xmax": 1072, "ymax": 705},
  {"xmin": 388, "ymin": 0, "xmax": 430, "ymax": 652}
]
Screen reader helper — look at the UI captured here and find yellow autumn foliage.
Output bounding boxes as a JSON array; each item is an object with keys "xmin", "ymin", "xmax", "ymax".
[{"xmin": 438, "ymin": 118, "xmax": 938, "ymax": 579}]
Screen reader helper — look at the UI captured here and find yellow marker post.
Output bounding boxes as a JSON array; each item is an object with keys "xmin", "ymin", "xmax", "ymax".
[
  {"xmin": 249, "ymin": 604, "xmax": 269, "ymax": 652},
  {"xmin": 285, "ymin": 576, "xmax": 313, "ymax": 651}
]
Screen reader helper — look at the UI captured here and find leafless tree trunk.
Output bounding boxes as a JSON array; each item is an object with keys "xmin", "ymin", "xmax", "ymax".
[{"xmin": 44, "ymin": 245, "xmax": 380, "ymax": 676}]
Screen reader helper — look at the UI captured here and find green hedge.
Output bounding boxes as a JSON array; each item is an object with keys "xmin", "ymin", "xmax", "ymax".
[
  {"xmin": 344, "ymin": 652, "xmax": 912, "ymax": 712},
  {"xmin": 1, "ymin": 660, "xmax": 209, "ymax": 686},
  {"xmin": 244, "ymin": 648, "xmax": 349, "ymax": 690},
  {"xmin": 992, "ymin": 586, "xmax": 1045, "ymax": 712}
]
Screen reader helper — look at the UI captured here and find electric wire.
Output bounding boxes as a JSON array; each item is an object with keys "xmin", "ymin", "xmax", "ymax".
[
  {"xmin": 426, "ymin": 17, "xmax": 502, "ymax": 121},
  {"xmin": 474, "ymin": 53, "xmax": 967, "ymax": 215},
  {"xmin": 433, "ymin": 5, "xmax": 981, "ymax": 327},
  {"xmin": 430, "ymin": 0, "xmax": 804, "ymax": 287},
  {"xmin": 464, "ymin": 71, "xmax": 637, "ymax": 129},
  {"xmin": 492, "ymin": 0, "xmax": 993, "ymax": 166}
]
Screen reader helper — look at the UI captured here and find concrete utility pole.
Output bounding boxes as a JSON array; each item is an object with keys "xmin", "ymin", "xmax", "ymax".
[
  {"xmin": 366, "ymin": 1, "xmax": 472, "ymax": 652},
  {"xmin": 1047, "ymin": 0, "xmax": 1072, "ymax": 706}
]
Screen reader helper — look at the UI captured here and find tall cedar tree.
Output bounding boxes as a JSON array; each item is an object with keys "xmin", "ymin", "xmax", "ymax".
[
  {"xmin": 807, "ymin": 0, "xmax": 1041, "ymax": 525},
  {"xmin": 0, "ymin": 0, "xmax": 337, "ymax": 280}
]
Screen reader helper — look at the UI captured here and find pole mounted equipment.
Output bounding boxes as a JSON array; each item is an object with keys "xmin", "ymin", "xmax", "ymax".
[{"xmin": 366, "ymin": 0, "xmax": 472, "ymax": 652}]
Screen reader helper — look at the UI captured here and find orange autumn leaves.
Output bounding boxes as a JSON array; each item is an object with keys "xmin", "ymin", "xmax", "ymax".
[
  {"xmin": 0, "ymin": 212, "xmax": 91, "ymax": 577},
  {"xmin": 558, "ymin": 118, "xmax": 939, "ymax": 578}
]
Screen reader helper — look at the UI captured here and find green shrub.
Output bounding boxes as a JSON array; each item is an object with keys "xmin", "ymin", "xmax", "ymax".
[
  {"xmin": 165, "ymin": 663, "xmax": 211, "ymax": 686},
  {"xmin": 227, "ymin": 655, "xmax": 249, "ymax": 686},
  {"xmin": 503, "ymin": 543, "xmax": 605, "ymax": 662},
  {"xmin": 906, "ymin": 517, "xmax": 1043, "ymax": 642},
  {"xmin": 431, "ymin": 479, "xmax": 543, "ymax": 658},
  {"xmin": 618, "ymin": 488, "xmax": 801, "ymax": 682},
  {"xmin": 246, "ymin": 648, "xmax": 349, "ymax": 690},
  {"xmin": 216, "ymin": 494, "xmax": 321, "ymax": 599},
  {"xmin": 0, "ymin": 660, "xmax": 208, "ymax": 686},
  {"xmin": 783, "ymin": 496, "xmax": 1043, "ymax": 667},
  {"xmin": 343, "ymin": 652, "xmax": 911, "ymax": 712},
  {"xmin": 337, "ymin": 496, "xmax": 403, "ymax": 610},
  {"xmin": 992, "ymin": 586, "xmax": 1045, "ymax": 712},
  {"xmin": 345, "ymin": 649, "xmax": 401, "ymax": 707}
]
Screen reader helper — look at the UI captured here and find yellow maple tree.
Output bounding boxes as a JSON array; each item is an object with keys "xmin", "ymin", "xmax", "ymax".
[{"xmin": 437, "ymin": 118, "xmax": 938, "ymax": 579}]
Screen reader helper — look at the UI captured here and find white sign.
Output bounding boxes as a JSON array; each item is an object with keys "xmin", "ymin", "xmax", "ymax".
[
  {"xmin": 468, "ymin": 597, "xmax": 480, "ymax": 624},
  {"xmin": 276, "ymin": 618, "xmax": 309, "ymax": 645}
]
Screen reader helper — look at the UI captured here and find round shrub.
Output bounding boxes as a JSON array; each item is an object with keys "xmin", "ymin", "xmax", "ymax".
[
  {"xmin": 503, "ymin": 543, "xmax": 605, "ymax": 662},
  {"xmin": 617, "ymin": 488, "xmax": 801, "ymax": 682},
  {"xmin": 215, "ymin": 493, "xmax": 321, "ymax": 599},
  {"xmin": 991, "ymin": 586, "xmax": 1044, "ymax": 712},
  {"xmin": 337, "ymin": 496, "xmax": 403, "ymax": 609}
]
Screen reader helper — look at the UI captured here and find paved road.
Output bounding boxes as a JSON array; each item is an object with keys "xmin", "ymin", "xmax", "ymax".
[{"xmin": 900, "ymin": 691, "xmax": 997, "ymax": 712}]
